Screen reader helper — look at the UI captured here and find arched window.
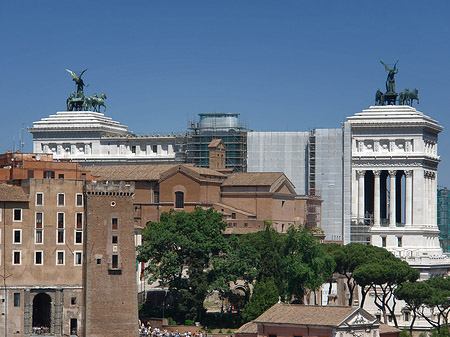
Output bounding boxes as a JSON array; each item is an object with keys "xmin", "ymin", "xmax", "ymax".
[{"xmin": 175, "ymin": 192, "xmax": 184, "ymax": 209}]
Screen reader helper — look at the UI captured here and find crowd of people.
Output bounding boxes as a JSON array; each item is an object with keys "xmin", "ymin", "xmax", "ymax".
[{"xmin": 139, "ymin": 321, "xmax": 203, "ymax": 337}]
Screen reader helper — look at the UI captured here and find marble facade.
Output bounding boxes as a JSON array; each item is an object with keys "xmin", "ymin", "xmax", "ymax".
[
  {"xmin": 29, "ymin": 111, "xmax": 184, "ymax": 165},
  {"xmin": 347, "ymin": 105, "xmax": 450, "ymax": 278}
]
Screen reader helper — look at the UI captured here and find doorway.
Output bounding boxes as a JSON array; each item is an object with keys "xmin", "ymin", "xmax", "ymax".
[{"xmin": 32, "ymin": 292, "xmax": 51, "ymax": 331}]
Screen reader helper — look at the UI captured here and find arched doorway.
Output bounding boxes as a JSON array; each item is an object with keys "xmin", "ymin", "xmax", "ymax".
[{"xmin": 33, "ymin": 292, "xmax": 51, "ymax": 331}]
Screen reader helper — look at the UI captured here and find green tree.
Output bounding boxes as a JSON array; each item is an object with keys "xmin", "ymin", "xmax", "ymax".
[
  {"xmin": 137, "ymin": 207, "xmax": 230, "ymax": 323},
  {"xmin": 242, "ymin": 278, "xmax": 279, "ymax": 322},
  {"xmin": 353, "ymin": 259, "xmax": 419, "ymax": 327},
  {"xmin": 232, "ymin": 224, "xmax": 285, "ymax": 297},
  {"xmin": 421, "ymin": 277, "xmax": 450, "ymax": 331},
  {"xmin": 332, "ymin": 243, "xmax": 394, "ymax": 306},
  {"xmin": 395, "ymin": 281, "xmax": 432, "ymax": 333},
  {"xmin": 283, "ymin": 227, "xmax": 335, "ymax": 301}
]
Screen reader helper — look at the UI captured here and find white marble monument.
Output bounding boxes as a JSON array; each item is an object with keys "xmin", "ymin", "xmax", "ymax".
[
  {"xmin": 29, "ymin": 111, "xmax": 184, "ymax": 165},
  {"xmin": 347, "ymin": 105, "xmax": 450, "ymax": 278}
]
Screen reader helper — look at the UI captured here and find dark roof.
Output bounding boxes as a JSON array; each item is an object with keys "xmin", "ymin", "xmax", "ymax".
[
  {"xmin": 0, "ymin": 183, "xmax": 28, "ymax": 202},
  {"xmin": 254, "ymin": 303, "xmax": 360, "ymax": 327}
]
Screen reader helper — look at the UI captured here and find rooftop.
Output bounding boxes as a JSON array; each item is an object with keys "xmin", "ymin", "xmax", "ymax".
[{"xmin": 254, "ymin": 303, "xmax": 363, "ymax": 327}]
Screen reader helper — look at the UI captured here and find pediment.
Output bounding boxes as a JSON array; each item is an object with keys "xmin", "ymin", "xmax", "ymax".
[{"xmin": 341, "ymin": 309, "xmax": 377, "ymax": 327}]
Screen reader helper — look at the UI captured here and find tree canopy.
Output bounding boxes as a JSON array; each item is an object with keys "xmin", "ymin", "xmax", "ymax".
[{"xmin": 137, "ymin": 207, "xmax": 231, "ymax": 323}]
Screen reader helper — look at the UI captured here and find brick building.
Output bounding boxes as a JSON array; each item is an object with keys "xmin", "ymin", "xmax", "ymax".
[
  {"xmin": 87, "ymin": 164, "xmax": 321, "ymax": 236},
  {"xmin": 234, "ymin": 303, "xmax": 400, "ymax": 337},
  {"xmin": 0, "ymin": 153, "xmax": 138, "ymax": 337}
]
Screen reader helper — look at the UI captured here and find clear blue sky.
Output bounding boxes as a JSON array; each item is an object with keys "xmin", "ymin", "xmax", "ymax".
[{"xmin": 1, "ymin": 1, "xmax": 450, "ymax": 185}]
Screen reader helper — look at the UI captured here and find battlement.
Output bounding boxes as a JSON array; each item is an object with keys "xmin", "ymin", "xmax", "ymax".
[{"xmin": 85, "ymin": 181, "xmax": 134, "ymax": 196}]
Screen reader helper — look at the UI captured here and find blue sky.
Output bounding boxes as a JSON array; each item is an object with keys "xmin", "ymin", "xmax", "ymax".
[{"xmin": 1, "ymin": 1, "xmax": 450, "ymax": 185}]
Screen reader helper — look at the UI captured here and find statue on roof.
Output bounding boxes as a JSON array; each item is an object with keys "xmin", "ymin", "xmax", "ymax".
[
  {"xmin": 66, "ymin": 69, "xmax": 89, "ymax": 99},
  {"xmin": 65, "ymin": 68, "xmax": 107, "ymax": 112},
  {"xmin": 380, "ymin": 60, "xmax": 398, "ymax": 94}
]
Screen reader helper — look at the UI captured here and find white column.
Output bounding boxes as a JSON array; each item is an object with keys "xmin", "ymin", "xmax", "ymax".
[
  {"xmin": 373, "ymin": 170, "xmax": 381, "ymax": 226},
  {"xmin": 357, "ymin": 170, "xmax": 365, "ymax": 222},
  {"xmin": 352, "ymin": 171, "xmax": 358, "ymax": 219},
  {"xmin": 432, "ymin": 172, "xmax": 437, "ymax": 226},
  {"xmin": 389, "ymin": 170, "xmax": 396, "ymax": 227},
  {"xmin": 427, "ymin": 172, "xmax": 433, "ymax": 226},
  {"xmin": 424, "ymin": 171, "xmax": 430, "ymax": 225},
  {"xmin": 405, "ymin": 170, "xmax": 413, "ymax": 226}
]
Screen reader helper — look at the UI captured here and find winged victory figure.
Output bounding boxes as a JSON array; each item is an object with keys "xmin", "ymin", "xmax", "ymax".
[
  {"xmin": 380, "ymin": 60, "xmax": 398, "ymax": 93},
  {"xmin": 66, "ymin": 68, "xmax": 89, "ymax": 98}
]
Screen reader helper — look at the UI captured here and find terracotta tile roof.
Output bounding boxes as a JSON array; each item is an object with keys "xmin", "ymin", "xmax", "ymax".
[
  {"xmin": 221, "ymin": 172, "xmax": 284, "ymax": 186},
  {"xmin": 379, "ymin": 323, "xmax": 400, "ymax": 334},
  {"xmin": 86, "ymin": 164, "xmax": 227, "ymax": 181},
  {"xmin": 208, "ymin": 139, "xmax": 224, "ymax": 148},
  {"xmin": 235, "ymin": 321, "xmax": 257, "ymax": 334},
  {"xmin": 254, "ymin": 303, "xmax": 359, "ymax": 327},
  {"xmin": 188, "ymin": 166, "xmax": 228, "ymax": 178},
  {"xmin": 0, "ymin": 183, "xmax": 28, "ymax": 202},
  {"xmin": 85, "ymin": 164, "xmax": 178, "ymax": 180}
]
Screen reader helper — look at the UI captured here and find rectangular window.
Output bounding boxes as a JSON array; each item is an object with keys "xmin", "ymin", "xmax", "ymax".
[
  {"xmin": 57, "ymin": 193, "xmax": 65, "ymax": 206},
  {"xmin": 13, "ymin": 251, "xmax": 21, "ymax": 265},
  {"xmin": 0, "ymin": 208, "xmax": 2, "ymax": 222},
  {"xmin": 36, "ymin": 212, "xmax": 43, "ymax": 228},
  {"xmin": 13, "ymin": 208, "xmax": 22, "ymax": 222},
  {"xmin": 175, "ymin": 192, "xmax": 184, "ymax": 209},
  {"xmin": 112, "ymin": 255, "xmax": 119, "ymax": 269},
  {"xmin": 57, "ymin": 212, "xmax": 65, "ymax": 228},
  {"xmin": 76, "ymin": 194, "xmax": 83, "ymax": 207},
  {"xmin": 112, "ymin": 235, "xmax": 118, "ymax": 244},
  {"xmin": 57, "ymin": 214, "xmax": 65, "ymax": 243},
  {"xmin": 75, "ymin": 230, "xmax": 82, "ymax": 244},
  {"xmin": 382, "ymin": 236, "xmax": 387, "ymax": 247},
  {"xmin": 58, "ymin": 174, "xmax": 64, "ymax": 179},
  {"xmin": 36, "ymin": 193, "xmax": 43, "ymax": 206},
  {"xmin": 35, "ymin": 251, "xmax": 43, "ymax": 265},
  {"xmin": 398, "ymin": 237, "xmax": 403, "ymax": 247},
  {"xmin": 28, "ymin": 170, "xmax": 34, "ymax": 178},
  {"xmin": 76, "ymin": 213, "xmax": 83, "ymax": 229},
  {"xmin": 56, "ymin": 251, "xmax": 65, "ymax": 265},
  {"xmin": 74, "ymin": 252, "xmax": 82, "ymax": 266},
  {"xmin": 152, "ymin": 145, "xmax": 157, "ymax": 153},
  {"xmin": 57, "ymin": 230, "xmax": 65, "ymax": 244},
  {"xmin": 231, "ymin": 212, "xmax": 236, "ymax": 219},
  {"xmin": 35, "ymin": 229, "xmax": 43, "ymax": 244},
  {"xmin": 13, "ymin": 230, "xmax": 21, "ymax": 244},
  {"xmin": 112, "ymin": 218, "xmax": 118, "ymax": 230},
  {"xmin": 404, "ymin": 311, "xmax": 410, "ymax": 321},
  {"xmin": 131, "ymin": 145, "xmax": 136, "ymax": 154},
  {"xmin": 14, "ymin": 293, "xmax": 20, "ymax": 307},
  {"xmin": 44, "ymin": 170, "xmax": 55, "ymax": 179}
]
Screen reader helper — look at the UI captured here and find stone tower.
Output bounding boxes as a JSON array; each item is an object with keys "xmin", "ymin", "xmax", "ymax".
[
  {"xmin": 208, "ymin": 138, "xmax": 226, "ymax": 170},
  {"xmin": 84, "ymin": 181, "xmax": 138, "ymax": 336},
  {"xmin": 347, "ymin": 105, "xmax": 450, "ymax": 278}
]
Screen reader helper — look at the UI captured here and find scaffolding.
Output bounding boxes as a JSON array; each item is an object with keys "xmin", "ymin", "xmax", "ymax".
[
  {"xmin": 308, "ymin": 130, "xmax": 316, "ymax": 195},
  {"xmin": 438, "ymin": 186, "xmax": 450, "ymax": 253},
  {"xmin": 185, "ymin": 113, "xmax": 247, "ymax": 172},
  {"xmin": 350, "ymin": 216, "xmax": 373, "ymax": 245}
]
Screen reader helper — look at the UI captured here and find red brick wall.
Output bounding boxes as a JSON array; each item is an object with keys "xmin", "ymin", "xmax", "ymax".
[{"xmin": 84, "ymin": 182, "xmax": 138, "ymax": 337}]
